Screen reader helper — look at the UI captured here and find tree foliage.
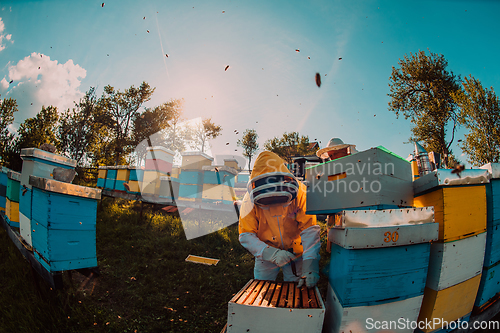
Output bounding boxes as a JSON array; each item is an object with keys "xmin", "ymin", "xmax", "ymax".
[
  {"xmin": 57, "ymin": 87, "xmax": 108, "ymax": 166},
  {"xmin": 0, "ymin": 97, "xmax": 18, "ymax": 168},
  {"xmin": 191, "ymin": 117, "xmax": 222, "ymax": 153},
  {"xmin": 452, "ymin": 75, "xmax": 500, "ymax": 166},
  {"xmin": 237, "ymin": 129, "xmax": 259, "ymax": 171},
  {"xmin": 388, "ymin": 50, "xmax": 461, "ymax": 167},
  {"xmin": 100, "ymin": 81, "xmax": 155, "ymax": 165},
  {"xmin": 132, "ymin": 99, "xmax": 183, "ymax": 164},
  {"xmin": 263, "ymin": 131, "xmax": 317, "ymax": 164},
  {"xmin": 11, "ymin": 106, "xmax": 59, "ymax": 171}
]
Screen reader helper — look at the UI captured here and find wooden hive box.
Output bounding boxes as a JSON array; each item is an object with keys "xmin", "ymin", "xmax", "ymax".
[
  {"xmin": 29, "ymin": 176, "xmax": 101, "ymax": 272},
  {"xmin": 201, "ymin": 184, "xmax": 236, "ymax": 205},
  {"xmin": 141, "ymin": 170, "xmax": 168, "ymax": 195},
  {"xmin": 6, "ymin": 170, "xmax": 21, "ymax": 227},
  {"xmin": 327, "ymin": 208, "xmax": 438, "ymax": 307},
  {"xmin": 202, "ymin": 166, "xmax": 237, "ymax": 187},
  {"xmin": 104, "ymin": 168, "xmax": 117, "ymax": 190},
  {"xmin": 236, "ymin": 172, "xmax": 250, "ymax": 187},
  {"xmin": 145, "ymin": 146, "xmax": 174, "ymax": 174},
  {"xmin": 19, "ymin": 148, "xmax": 77, "ymax": 246},
  {"xmin": 413, "ymin": 169, "xmax": 488, "ymax": 242},
  {"xmin": 113, "ymin": 166, "xmax": 131, "ymax": 192},
  {"xmin": 480, "ymin": 163, "xmax": 500, "ymax": 226},
  {"xmin": 158, "ymin": 176, "xmax": 179, "ymax": 202},
  {"xmin": 417, "ymin": 274, "xmax": 481, "ymax": 333},
  {"xmin": 425, "ymin": 232, "xmax": 486, "ymax": 291},
  {"xmin": 475, "ymin": 261, "xmax": 500, "ymax": 309},
  {"xmin": 181, "ymin": 151, "xmax": 213, "ymax": 170},
  {"xmin": 227, "ymin": 279, "xmax": 325, "ymax": 333},
  {"xmin": 305, "ymin": 146, "xmax": 414, "ymax": 215},
  {"xmin": 0, "ymin": 166, "xmax": 9, "ymax": 213},
  {"xmin": 323, "ymin": 281, "xmax": 424, "ymax": 333},
  {"xmin": 223, "ymin": 158, "xmax": 239, "ymax": 171},
  {"xmin": 96, "ymin": 166, "xmax": 107, "ymax": 188},
  {"xmin": 178, "ymin": 170, "xmax": 204, "ymax": 201},
  {"xmin": 128, "ymin": 168, "xmax": 144, "ymax": 182}
]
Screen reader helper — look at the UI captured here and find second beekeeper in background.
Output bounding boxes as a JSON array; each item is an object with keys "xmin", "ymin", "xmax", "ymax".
[{"xmin": 238, "ymin": 151, "xmax": 321, "ymax": 288}]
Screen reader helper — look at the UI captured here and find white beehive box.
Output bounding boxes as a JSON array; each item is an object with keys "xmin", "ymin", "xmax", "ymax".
[
  {"xmin": 426, "ymin": 232, "xmax": 486, "ymax": 291},
  {"xmin": 227, "ymin": 279, "xmax": 325, "ymax": 333},
  {"xmin": 323, "ymin": 281, "xmax": 424, "ymax": 333}
]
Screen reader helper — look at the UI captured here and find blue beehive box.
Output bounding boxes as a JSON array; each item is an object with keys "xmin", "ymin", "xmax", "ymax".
[
  {"xmin": 104, "ymin": 168, "xmax": 117, "ymax": 190},
  {"xmin": 0, "ymin": 166, "xmax": 9, "ymax": 212},
  {"xmin": 29, "ymin": 175, "xmax": 101, "ymax": 272},
  {"xmin": 479, "ymin": 163, "xmax": 500, "ymax": 266},
  {"xmin": 19, "ymin": 148, "xmax": 76, "ymax": 247},
  {"xmin": 202, "ymin": 166, "xmax": 237, "ymax": 187},
  {"xmin": 129, "ymin": 168, "xmax": 144, "ymax": 181},
  {"xmin": 327, "ymin": 208, "xmax": 438, "ymax": 307}
]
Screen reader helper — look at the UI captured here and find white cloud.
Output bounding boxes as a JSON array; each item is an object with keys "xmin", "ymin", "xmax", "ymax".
[
  {"xmin": 0, "ymin": 17, "xmax": 13, "ymax": 51},
  {"xmin": 1, "ymin": 52, "xmax": 86, "ymax": 127}
]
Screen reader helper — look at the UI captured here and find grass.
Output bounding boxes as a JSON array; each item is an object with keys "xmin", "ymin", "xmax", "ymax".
[{"xmin": 0, "ymin": 199, "xmax": 330, "ymax": 333}]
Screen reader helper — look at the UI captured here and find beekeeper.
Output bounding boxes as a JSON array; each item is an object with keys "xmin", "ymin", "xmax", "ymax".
[
  {"xmin": 316, "ymin": 137, "xmax": 357, "ymax": 161},
  {"xmin": 238, "ymin": 151, "xmax": 320, "ymax": 288}
]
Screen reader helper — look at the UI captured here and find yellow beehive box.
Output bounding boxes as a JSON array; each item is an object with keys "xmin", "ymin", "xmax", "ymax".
[
  {"xmin": 181, "ymin": 151, "xmax": 214, "ymax": 170},
  {"xmin": 413, "ymin": 169, "xmax": 488, "ymax": 242},
  {"xmin": 417, "ymin": 274, "xmax": 481, "ymax": 333},
  {"xmin": 116, "ymin": 167, "xmax": 130, "ymax": 181},
  {"xmin": 127, "ymin": 180, "xmax": 141, "ymax": 193},
  {"xmin": 202, "ymin": 184, "xmax": 236, "ymax": 203},
  {"xmin": 6, "ymin": 198, "xmax": 20, "ymax": 223},
  {"xmin": 97, "ymin": 168, "xmax": 107, "ymax": 179},
  {"xmin": 224, "ymin": 158, "xmax": 239, "ymax": 171},
  {"xmin": 414, "ymin": 186, "xmax": 486, "ymax": 242}
]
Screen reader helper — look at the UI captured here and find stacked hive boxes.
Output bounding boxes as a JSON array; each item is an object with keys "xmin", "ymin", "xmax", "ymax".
[
  {"xmin": 201, "ymin": 166, "xmax": 237, "ymax": 205},
  {"xmin": 323, "ymin": 208, "xmax": 438, "ymax": 333},
  {"xmin": 96, "ymin": 166, "xmax": 106, "ymax": 189},
  {"xmin": 141, "ymin": 147, "xmax": 175, "ymax": 197},
  {"xmin": 0, "ymin": 167, "xmax": 8, "ymax": 214},
  {"xmin": 0, "ymin": 167, "xmax": 10, "ymax": 214},
  {"xmin": 475, "ymin": 163, "xmax": 500, "ymax": 308},
  {"xmin": 113, "ymin": 166, "xmax": 130, "ymax": 192},
  {"xmin": 30, "ymin": 175, "xmax": 101, "ymax": 272},
  {"xmin": 306, "ymin": 147, "xmax": 437, "ymax": 333},
  {"xmin": 104, "ymin": 167, "xmax": 116, "ymax": 191},
  {"xmin": 413, "ymin": 169, "xmax": 489, "ymax": 332},
  {"xmin": 305, "ymin": 146, "xmax": 414, "ymax": 214},
  {"xmin": 19, "ymin": 148, "xmax": 77, "ymax": 246},
  {"xmin": 127, "ymin": 168, "xmax": 143, "ymax": 194},
  {"xmin": 5, "ymin": 170, "xmax": 20, "ymax": 227},
  {"xmin": 178, "ymin": 152, "xmax": 213, "ymax": 202}
]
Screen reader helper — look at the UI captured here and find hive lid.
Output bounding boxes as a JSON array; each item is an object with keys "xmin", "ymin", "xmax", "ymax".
[
  {"xmin": 146, "ymin": 146, "xmax": 175, "ymax": 156},
  {"xmin": 7, "ymin": 170, "xmax": 21, "ymax": 181},
  {"xmin": 29, "ymin": 175, "xmax": 101, "ymax": 199},
  {"xmin": 1, "ymin": 166, "xmax": 11, "ymax": 174},
  {"xmin": 20, "ymin": 148, "xmax": 77, "ymax": 167},
  {"xmin": 180, "ymin": 151, "xmax": 214, "ymax": 160},
  {"xmin": 331, "ymin": 207, "xmax": 435, "ymax": 228},
  {"xmin": 480, "ymin": 163, "xmax": 500, "ymax": 179},
  {"xmin": 413, "ymin": 168, "xmax": 490, "ymax": 195}
]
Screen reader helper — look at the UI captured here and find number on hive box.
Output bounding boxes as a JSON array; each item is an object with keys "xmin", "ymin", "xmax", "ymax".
[{"xmin": 384, "ymin": 231, "xmax": 399, "ymax": 243}]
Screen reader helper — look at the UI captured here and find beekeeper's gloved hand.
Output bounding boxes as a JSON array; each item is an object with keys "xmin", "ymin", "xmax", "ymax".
[
  {"xmin": 262, "ymin": 246, "xmax": 296, "ymax": 267},
  {"xmin": 297, "ymin": 259, "xmax": 320, "ymax": 288}
]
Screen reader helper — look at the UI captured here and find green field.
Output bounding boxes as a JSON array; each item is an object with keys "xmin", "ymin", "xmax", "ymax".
[{"xmin": 0, "ymin": 199, "xmax": 329, "ymax": 333}]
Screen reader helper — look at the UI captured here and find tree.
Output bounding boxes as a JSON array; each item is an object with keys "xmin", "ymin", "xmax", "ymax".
[
  {"xmin": 237, "ymin": 129, "xmax": 259, "ymax": 171},
  {"xmin": 191, "ymin": 117, "xmax": 222, "ymax": 153},
  {"xmin": 452, "ymin": 75, "xmax": 500, "ymax": 166},
  {"xmin": 0, "ymin": 97, "xmax": 18, "ymax": 168},
  {"xmin": 132, "ymin": 99, "xmax": 183, "ymax": 164},
  {"xmin": 388, "ymin": 50, "xmax": 462, "ymax": 167},
  {"xmin": 263, "ymin": 131, "xmax": 317, "ymax": 164},
  {"xmin": 57, "ymin": 87, "xmax": 108, "ymax": 166},
  {"xmin": 11, "ymin": 105, "xmax": 59, "ymax": 170},
  {"xmin": 100, "ymin": 81, "xmax": 155, "ymax": 165}
]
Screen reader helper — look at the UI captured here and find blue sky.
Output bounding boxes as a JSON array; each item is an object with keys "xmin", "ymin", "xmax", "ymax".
[{"xmin": 1, "ymin": 0, "xmax": 499, "ymax": 168}]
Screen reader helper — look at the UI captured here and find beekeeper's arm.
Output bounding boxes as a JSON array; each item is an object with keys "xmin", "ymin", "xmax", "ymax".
[
  {"xmin": 239, "ymin": 195, "xmax": 295, "ymax": 267},
  {"xmin": 295, "ymin": 183, "xmax": 321, "ymax": 288}
]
